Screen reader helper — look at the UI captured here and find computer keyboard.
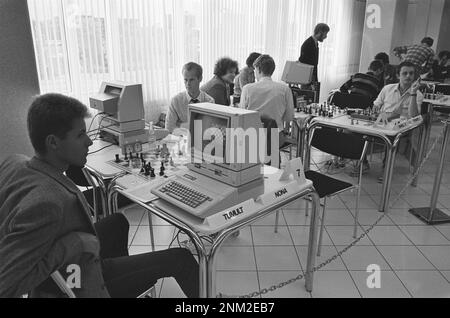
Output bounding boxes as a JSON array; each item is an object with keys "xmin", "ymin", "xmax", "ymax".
[
  {"xmin": 158, "ymin": 180, "xmax": 213, "ymax": 209},
  {"xmin": 151, "ymin": 171, "xmax": 238, "ymax": 218}
]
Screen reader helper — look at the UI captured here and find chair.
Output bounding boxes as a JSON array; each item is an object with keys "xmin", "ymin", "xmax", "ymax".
[
  {"xmin": 329, "ymin": 91, "xmax": 373, "ymax": 110},
  {"xmin": 66, "ymin": 165, "xmax": 134, "ymax": 220},
  {"xmin": 260, "ymin": 115, "xmax": 296, "ymax": 168},
  {"xmin": 304, "ymin": 126, "xmax": 368, "ymax": 256}
]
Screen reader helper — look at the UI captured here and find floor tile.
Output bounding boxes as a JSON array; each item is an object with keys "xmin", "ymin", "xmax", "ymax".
[
  {"xmin": 387, "ymin": 209, "xmax": 428, "ymax": 225},
  {"xmin": 258, "ymin": 271, "xmax": 311, "ymax": 298},
  {"xmin": 399, "ymin": 225, "xmax": 450, "ymax": 245},
  {"xmin": 216, "ymin": 271, "xmax": 259, "ymax": 297},
  {"xmin": 395, "ymin": 271, "xmax": 450, "ymax": 298},
  {"xmin": 337, "ymin": 245, "xmax": 390, "ymax": 270},
  {"xmin": 289, "ymin": 225, "xmax": 333, "ymax": 246},
  {"xmin": 417, "ymin": 246, "xmax": 450, "ymax": 270},
  {"xmin": 222, "ymin": 227, "xmax": 253, "ymax": 246},
  {"xmin": 122, "ymin": 206, "xmax": 144, "ymax": 225},
  {"xmin": 251, "ymin": 226, "xmax": 294, "ymax": 246},
  {"xmin": 128, "ymin": 225, "xmax": 138, "ymax": 245},
  {"xmin": 350, "ymin": 208, "xmax": 394, "ymax": 226},
  {"xmin": 349, "ymin": 271, "xmax": 411, "ymax": 298},
  {"xmin": 378, "ymin": 246, "xmax": 435, "ymax": 270},
  {"xmin": 252, "ymin": 211, "xmax": 287, "ymax": 226},
  {"xmin": 365, "ymin": 226, "xmax": 413, "ymax": 246},
  {"xmin": 283, "ymin": 210, "xmax": 311, "ymax": 226},
  {"xmin": 310, "ymin": 271, "xmax": 361, "ymax": 298},
  {"xmin": 132, "ymin": 225, "xmax": 176, "ymax": 246},
  {"xmin": 141, "ymin": 213, "xmax": 171, "ymax": 226},
  {"xmin": 254, "ymin": 246, "xmax": 302, "ymax": 271},
  {"xmin": 159, "ymin": 277, "xmax": 186, "ymax": 298},
  {"xmin": 340, "ymin": 195, "xmax": 379, "ymax": 209},
  {"xmin": 441, "ymin": 271, "xmax": 450, "ymax": 283},
  {"xmin": 318, "ymin": 208, "xmax": 357, "ymax": 226},
  {"xmin": 296, "ymin": 245, "xmax": 347, "ymax": 271},
  {"xmin": 326, "ymin": 225, "xmax": 373, "ymax": 246},
  {"xmin": 434, "ymin": 225, "xmax": 450, "ymax": 240},
  {"xmin": 216, "ymin": 246, "xmax": 256, "ymax": 271}
]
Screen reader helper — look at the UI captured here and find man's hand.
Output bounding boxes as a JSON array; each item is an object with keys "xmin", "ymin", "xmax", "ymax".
[{"xmin": 410, "ymin": 79, "xmax": 421, "ymax": 94}]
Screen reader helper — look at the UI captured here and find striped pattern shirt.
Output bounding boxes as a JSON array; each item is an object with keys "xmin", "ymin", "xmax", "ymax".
[{"xmin": 395, "ymin": 44, "xmax": 435, "ymax": 73}]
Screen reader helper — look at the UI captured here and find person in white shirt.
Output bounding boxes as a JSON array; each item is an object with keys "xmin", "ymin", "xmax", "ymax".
[
  {"xmin": 373, "ymin": 61, "xmax": 423, "ymax": 120},
  {"xmin": 240, "ymin": 54, "xmax": 294, "ymax": 132},
  {"xmin": 373, "ymin": 61, "xmax": 423, "ymax": 182},
  {"xmin": 165, "ymin": 62, "xmax": 214, "ymax": 133}
]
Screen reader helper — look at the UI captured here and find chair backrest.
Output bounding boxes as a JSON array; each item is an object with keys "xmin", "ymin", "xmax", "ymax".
[
  {"xmin": 330, "ymin": 91, "xmax": 373, "ymax": 110},
  {"xmin": 310, "ymin": 126, "xmax": 367, "ymax": 160}
]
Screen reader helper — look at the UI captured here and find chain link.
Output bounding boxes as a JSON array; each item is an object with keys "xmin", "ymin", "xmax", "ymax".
[{"xmin": 218, "ymin": 126, "xmax": 446, "ymax": 299}]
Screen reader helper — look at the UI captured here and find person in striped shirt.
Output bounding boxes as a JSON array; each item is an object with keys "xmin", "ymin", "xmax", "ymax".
[
  {"xmin": 393, "ymin": 37, "xmax": 435, "ymax": 75},
  {"xmin": 339, "ymin": 60, "xmax": 384, "ymax": 102}
]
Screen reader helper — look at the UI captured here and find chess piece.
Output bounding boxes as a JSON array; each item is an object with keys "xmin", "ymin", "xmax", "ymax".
[
  {"xmin": 169, "ymin": 157, "xmax": 174, "ymax": 166},
  {"xmin": 124, "ymin": 153, "xmax": 128, "ymax": 161},
  {"xmin": 115, "ymin": 154, "xmax": 121, "ymax": 163},
  {"xmin": 159, "ymin": 167, "xmax": 165, "ymax": 176},
  {"xmin": 351, "ymin": 118, "xmax": 355, "ymax": 125},
  {"xmin": 150, "ymin": 168, "xmax": 155, "ymax": 178},
  {"xmin": 161, "ymin": 144, "xmax": 169, "ymax": 157},
  {"xmin": 160, "ymin": 161, "xmax": 165, "ymax": 172},
  {"xmin": 140, "ymin": 153, "xmax": 144, "ymax": 161},
  {"xmin": 129, "ymin": 152, "xmax": 133, "ymax": 159}
]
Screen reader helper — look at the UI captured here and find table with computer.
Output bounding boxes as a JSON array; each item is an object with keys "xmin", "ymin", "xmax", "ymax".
[{"xmin": 85, "ymin": 81, "xmax": 320, "ymax": 298}]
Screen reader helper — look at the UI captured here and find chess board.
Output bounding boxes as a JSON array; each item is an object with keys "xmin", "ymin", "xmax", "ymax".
[{"xmin": 106, "ymin": 150, "xmax": 190, "ymax": 182}]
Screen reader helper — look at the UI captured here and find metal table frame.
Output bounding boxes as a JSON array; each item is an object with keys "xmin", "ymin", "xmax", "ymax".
[
  {"xmin": 107, "ymin": 184, "xmax": 320, "ymax": 298},
  {"xmin": 304, "ymin": 117, "xmax": 425, "ymax": 212}
]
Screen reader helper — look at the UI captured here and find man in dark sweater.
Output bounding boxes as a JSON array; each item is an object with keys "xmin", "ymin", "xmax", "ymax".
[
  {"xmin": 340, "ymin": 60, "xmax": 384, "ymax": 102},
  {"xmin": 298, "ymin": 23, "xmax": 330, "ymax": 85}
]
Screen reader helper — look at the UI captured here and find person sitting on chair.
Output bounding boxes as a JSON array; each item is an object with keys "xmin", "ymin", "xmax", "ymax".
[
  {"xmin": 339, "ymin": 60, "xmax": 384, "ymax": 103},
  {"xmin": 373, "ymin": 61, "xmax": 423, "ymax": 182},
  {"xmin": 166, "ymin": 62, "xmax": 214, "ymax": 134},
  {"xmin": 240, "ymin": 54, "xmax": 294, "ymax": 135},
  {"xmin": 0, "ymin": 93, "xmax": 199, "ymax": 298},
  {"xmin": 201, "ymin": 57, "xmax": 238, "ymax": 106},
  {"xmin": 233, "ymin": 52, "xmax": 261, "ymax": 106}
]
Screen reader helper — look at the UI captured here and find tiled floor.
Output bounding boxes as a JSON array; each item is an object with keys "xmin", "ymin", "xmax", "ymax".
[{"xmin": 123, "ymin": 121, "xmax": 450, "ymax": 298}]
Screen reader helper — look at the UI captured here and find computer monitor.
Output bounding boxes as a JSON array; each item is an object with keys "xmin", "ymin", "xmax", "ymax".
[
  {"xmin": 89, "ymin": 81, "xmax": 148, "ymax": 154},
  {"xmin": 187, "ymin": 103, "xmax": 264, "ymax": 187},
  {"xmin": 281, "ymin": 61, "xmax": 314, "ymax": 85}
]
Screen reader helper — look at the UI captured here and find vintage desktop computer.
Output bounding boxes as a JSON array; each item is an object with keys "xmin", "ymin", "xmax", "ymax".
[
  {"xmin": 89, "ymin": 81, "xmax": 148, "ymax": 154},
  {"xmin": 151, "ymin": 103, "xmax": 266, "ymax": 218},
  {"xmin": 282, "ymin": 61, "xmax": 319, "ymax": 106}
]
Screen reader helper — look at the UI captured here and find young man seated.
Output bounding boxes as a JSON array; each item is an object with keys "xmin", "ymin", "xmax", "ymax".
[
  {"xmin": 339, "ymin": 60, "xmax": 384, "ymax": 103},
  {"xmin": 373, "ymin": 61, "xmax": 423, "ymax": 182},
  {"xmin": 240, "ymin": 54, "xmax": 294, "ymax": 136},
  {"xmin": 165, "ymin": 62, "xmax": 214, "ymax": 134},
  {"xmin": 0, "ymin": 94, "xmax": 199, "ymax": 298}
]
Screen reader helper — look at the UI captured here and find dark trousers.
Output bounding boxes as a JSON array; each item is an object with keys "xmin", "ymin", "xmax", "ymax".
[{"xmin": 95, "ymin": 214, "xmax": 199, "ymax": 298}]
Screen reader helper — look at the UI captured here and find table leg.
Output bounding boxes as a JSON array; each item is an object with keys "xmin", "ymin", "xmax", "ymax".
[
  {"xmin": 305, "ymin": 191, "xmax": 320, "ymax": 292},
  {"xmin": 380, "ymin": 146, "xmax": 397, "ymax": 212},
  {"xmin": 412, "ymin": 124, "xmax": 426, "ymax": 187}
]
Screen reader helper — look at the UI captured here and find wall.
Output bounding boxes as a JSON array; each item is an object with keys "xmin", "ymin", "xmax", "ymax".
[
  {"xmin": 0, "ymin": 0, "xmax": 40, "ymax": 162},
  {"xmin": 437, "ymin": 0, "xmax": 450, "ymax": 53}
]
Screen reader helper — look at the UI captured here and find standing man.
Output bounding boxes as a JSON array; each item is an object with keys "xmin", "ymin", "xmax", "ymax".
[
  {"xmin": 393, "ymin": 37, "xmax": 435, "ymax": 75},
  {"xmin": 298, "ymin": 23, "xmax": 330, "ymax": 86},
  {"xmin": 166, "ymin": 62, "xmax": 214, "ymax": 133}
]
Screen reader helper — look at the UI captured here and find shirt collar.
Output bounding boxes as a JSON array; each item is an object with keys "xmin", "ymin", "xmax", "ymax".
[
  {"xmin": 259, "ymin": 76, "xmax": 272, "ymax": 82},
  {"xmin": 186, "ymin": 90, "xmax": 201, "ymax": 101}
]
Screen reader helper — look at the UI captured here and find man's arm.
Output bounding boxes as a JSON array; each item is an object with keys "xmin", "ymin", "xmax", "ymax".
[
  {"xmin": 239, "ymin": 85, "xmax": 249, "ymax": 109},
  {"xmin": 165, "ymin": 97, "xmax": 179, "ymax": 133},
  {"xmin": 0, "ymin": 202, "xmax": 101, "ymax": 297},
  {"xmin": 373, "ymin": 86, "xmax": 386, "ymax": 112},
  {"xmin": 408, "ymin": 81, "xmax": 422, "ymax": 118},
  {"xmin": 340, "ymin": 77, "xmax": 353, "ymax": 93}
]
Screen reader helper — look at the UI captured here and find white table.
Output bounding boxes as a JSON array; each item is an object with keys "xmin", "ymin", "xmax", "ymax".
[{"xmin": 86, "ymin": 139, "xmax": 321, "ymax": 298}]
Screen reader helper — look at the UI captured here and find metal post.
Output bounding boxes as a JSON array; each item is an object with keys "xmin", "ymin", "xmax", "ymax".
[
  {"xmin": 409, "ymin": 120, "xmax": 450, "ymax": 225},
  {"xmin": 305, "ymin": 191, "xmax": 320, "ymax": 292}
]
